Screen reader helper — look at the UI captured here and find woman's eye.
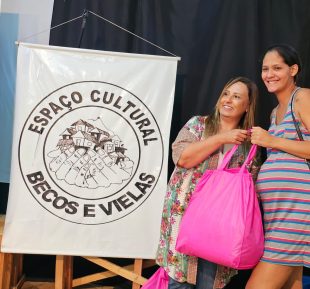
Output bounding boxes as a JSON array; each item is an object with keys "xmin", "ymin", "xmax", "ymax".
[
  {"xmin": 262, "ymin": 67, "xmax": 268, "ymax": 72},
  {"xmin": 234, "ymin": 95, "xmax": 241, "ymax": 99}
]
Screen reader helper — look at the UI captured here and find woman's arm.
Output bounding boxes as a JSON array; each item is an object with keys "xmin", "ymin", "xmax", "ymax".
[
  {"xmin": 251, "ymin": 88, "xmax": 310, "ymax": 159},
  {"xmin": 295, "ymin": 88, "xmax": 310, "ymax": 133},
  {"xmin": 177, "ymin": 129, "xmax": 248, "ymax": 168}
]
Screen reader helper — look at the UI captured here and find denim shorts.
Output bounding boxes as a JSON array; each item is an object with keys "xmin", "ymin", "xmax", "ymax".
[{"xmin": 168, "ymin": 258, "xmax": 217, "ymax": 289}]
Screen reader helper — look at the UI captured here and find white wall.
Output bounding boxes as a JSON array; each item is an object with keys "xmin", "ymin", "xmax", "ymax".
[
  {"xmin": 0, "ymin": 0, "xmax": 54, "ymax": 182},
  {"xmin": 1, "ymin": 0, "xmax": 54, "ymax": 44}
]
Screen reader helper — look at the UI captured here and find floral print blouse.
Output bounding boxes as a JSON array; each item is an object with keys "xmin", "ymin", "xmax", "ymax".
[{"xmin": 156, "ymin": 115, "xmax": 259, "ymax": 288}]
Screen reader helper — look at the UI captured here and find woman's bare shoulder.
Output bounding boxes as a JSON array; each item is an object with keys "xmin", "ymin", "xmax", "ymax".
[
  {"xmin": 295, "ymin": 88, "xmax": 310, "ymax": 105},
  {"xmin": 297, "ymin": 87, "xmax": 310, "ymax": 97}
]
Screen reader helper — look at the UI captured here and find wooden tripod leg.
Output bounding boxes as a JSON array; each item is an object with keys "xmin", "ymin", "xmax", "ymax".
[
  {"xmin": 132, "ymin": 259, "xmax": 143, "ymax": 289},
  {"xmin": 55, "ymin": 255, "xmax": 73, "ymax": 289},
  {"xmin": 0, "ymin": 251, "xmax": 13, "ymax": 289}
]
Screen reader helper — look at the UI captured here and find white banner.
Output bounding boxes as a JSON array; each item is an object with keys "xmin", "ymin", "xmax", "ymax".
[{"xmin": 1, "ymin": 43, "xmax": 178, "ymax": 258}]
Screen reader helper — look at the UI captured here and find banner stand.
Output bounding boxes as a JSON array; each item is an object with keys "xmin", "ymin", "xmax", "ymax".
[
  {"xmin": 55, "ymin": 256, "xmax": 156, "ymax": 289},
  {"xmin": 0, "ymin": 215, "xmax": 25, "ymax": 289},
  {"xmin": 1, "ymin": 214, "xmax": 156, "ymax": 289}
]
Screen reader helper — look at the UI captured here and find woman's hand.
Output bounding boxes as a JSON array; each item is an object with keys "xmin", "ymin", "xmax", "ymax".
[
  {"xmin": 219, "ymin": 129, "xmax": 249, "ymax": 145},
  {"xmin": 250, "ymin": 126, "xmax": 274, "ymax": 148},
  {"xmin": 177, "ymin": 129, "xmax": 248, "ymax": 168}
]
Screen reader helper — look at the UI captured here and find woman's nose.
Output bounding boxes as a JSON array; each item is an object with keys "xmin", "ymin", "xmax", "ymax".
[
  {"xmin": 265, "ymin": 69, "xmax": 273, "ymax": 78},
  {"xmin": 224, "ymin": 95, "xmax": 233, "ymax": 102}
]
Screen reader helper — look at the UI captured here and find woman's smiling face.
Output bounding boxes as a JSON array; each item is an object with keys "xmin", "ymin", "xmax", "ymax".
[
  {"xmin": 218, "ymin": 81, "xmax": 250, "ymax": 120},
  {"xmin": 261, "ymin": 50, "xmax": 297, "ymax": 94}
]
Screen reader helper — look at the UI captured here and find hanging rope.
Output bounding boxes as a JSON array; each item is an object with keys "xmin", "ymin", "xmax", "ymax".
[
  {"xmin": 88, "ymin": 11, "xmax": 178, "ymax": 57},
  {"xmin": 19, "ymin": 14, "xmax": 84, "ymax": 42},
  {"xmin": 18, "ymin": 9, "xmax": 178, "ymax": 58}
]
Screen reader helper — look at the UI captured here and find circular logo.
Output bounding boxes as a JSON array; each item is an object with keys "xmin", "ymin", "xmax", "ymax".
[{"xmin": 19, "ymin": 81, "xmax": 164, "ymax": 224}]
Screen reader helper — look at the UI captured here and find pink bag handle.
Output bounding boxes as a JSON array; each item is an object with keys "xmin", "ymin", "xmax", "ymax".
[
  {"xmin": 218, "ymin": 144, "xmax": 239, "ymax": 169},
  {"xmin": 241, "ymin": 144, "xmax": 257, "ymax": 170},
  {"xmin": 219, "ymin": 144, "xmax": 257, "ymax": 171}
]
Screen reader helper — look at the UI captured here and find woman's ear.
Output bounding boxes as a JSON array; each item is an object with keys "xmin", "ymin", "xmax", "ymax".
[{"xmin": 290, "ymin": 64, "xmax": 299, "ymax": 77}]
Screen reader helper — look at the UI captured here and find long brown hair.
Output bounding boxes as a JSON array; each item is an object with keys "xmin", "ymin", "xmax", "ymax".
[{"xmin": 204, "ymin": 76, "xmax": 258, "ymax": 137}]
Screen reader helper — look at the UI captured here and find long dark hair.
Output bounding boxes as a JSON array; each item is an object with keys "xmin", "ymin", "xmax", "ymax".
[{"xmin": 204, "ymin": 76, "xmax": 258, "ymax": 137}]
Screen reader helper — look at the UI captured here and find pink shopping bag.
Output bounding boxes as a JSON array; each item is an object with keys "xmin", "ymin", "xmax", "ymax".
[
  {"xmin": 175, "ymin": 144, "xmax": 264, "ymax": 269},
  {"xmin": 141, "ymin": 267, "xmax": 169, "ymax": 289}
]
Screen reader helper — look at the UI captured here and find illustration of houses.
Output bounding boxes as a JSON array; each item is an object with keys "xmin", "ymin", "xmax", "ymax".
[
  {"xmin": 55, "ymin": 119, "xmax": 128, "ymax": 164},
  {"xmin": 71, "ymin": 131, "xmax": 96, "ymax": 150},
  {"xmin": 49, "ymin": 118, "xmax": 134, "ymax": 188},
  {"xmin": 57, "ymin": 129, "xmax": 74, "ymax": 152},
  {"xmin": 72, "ymin": 119, "xmax": 94, "ymax": 132}
]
